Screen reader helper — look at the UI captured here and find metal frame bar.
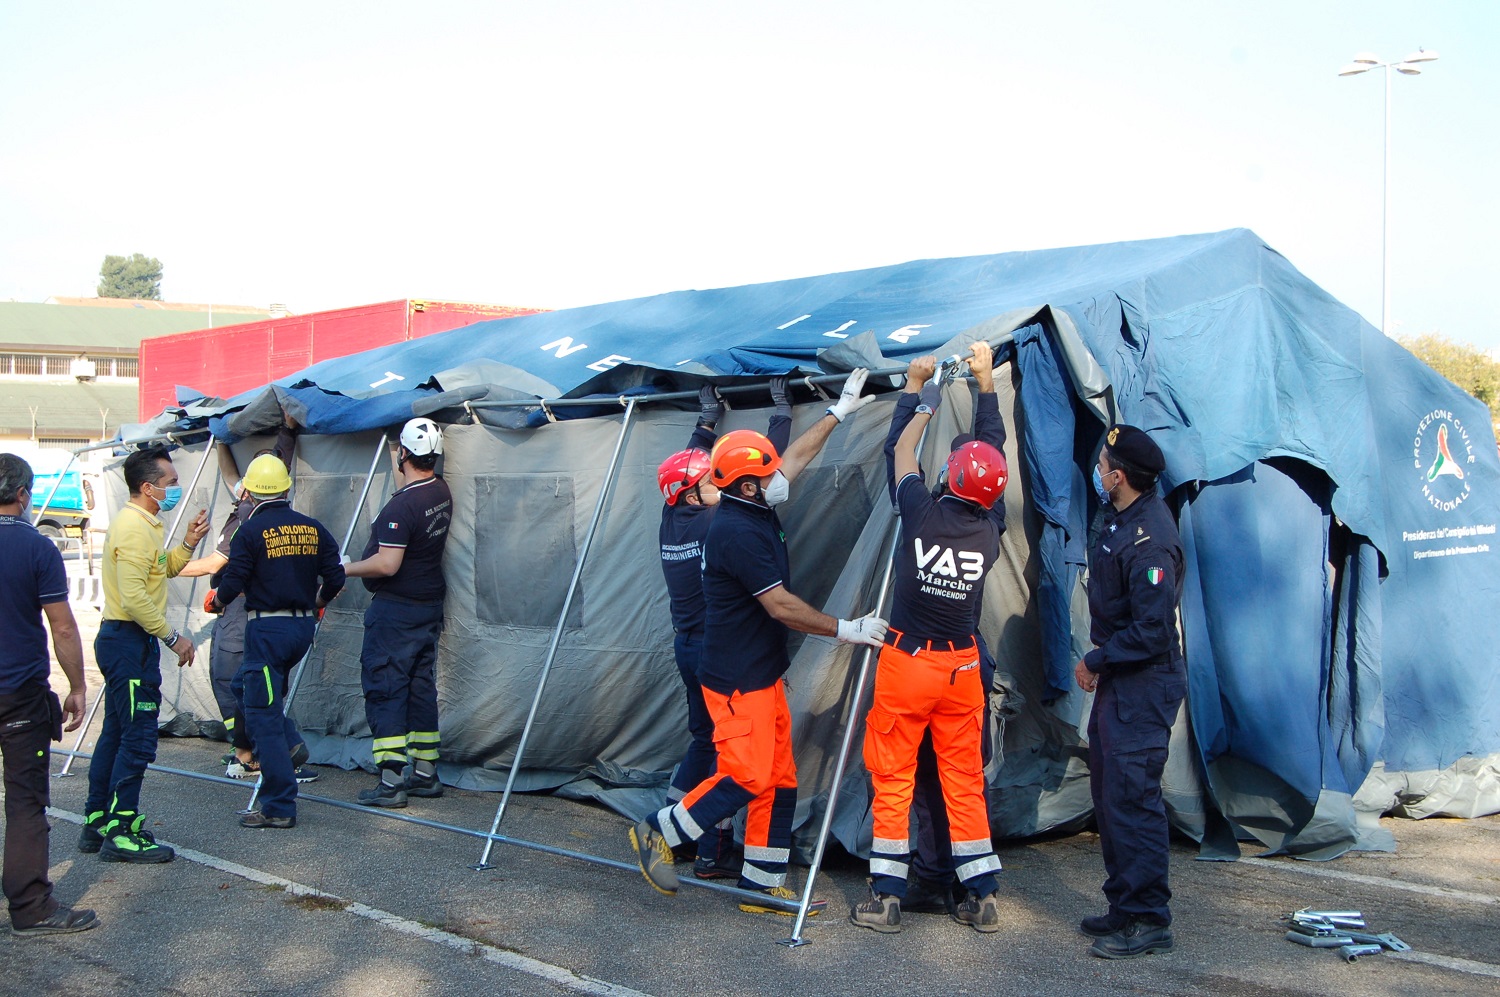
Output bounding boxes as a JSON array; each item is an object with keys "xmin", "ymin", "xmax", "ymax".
[
  {"xmin": 245, "ymin": 433, "xmax": 389, "ymax": 812},
  {"xmin": 472, "ymin": 399, "xmax": 639, "ymax": 869},
  {"xmin": 56, "ymin": 440, "xmax": 219, "ymax": 778}
]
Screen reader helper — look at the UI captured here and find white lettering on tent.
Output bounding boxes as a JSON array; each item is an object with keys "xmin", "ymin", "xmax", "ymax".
[
  {"xmin": 541, "ymin": 337, "xmax": 590, "ymax": 359},
  {"xmin": 823, "ymin": 320, "xmax": 857, "ymax": 339},
  {"xmin": 369, "ymin": 371, "xmax": 406, "ymax": 388},
  {"xmin": 887, "ymin": 324, "xmax": 932, "ymax": 344},
  {"xmin": 777, "ymin": 314, "xmax": 812, "ymax": 330},
  {"xmin": 587, "ymin": 354, "xmax": 630, "ymax": 372}
]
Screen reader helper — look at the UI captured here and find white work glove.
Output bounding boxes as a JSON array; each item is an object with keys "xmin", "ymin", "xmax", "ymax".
[
  {"xmin": 836, "ymin": 614, "xmax": 889, "ymax": 647},
  {"xmin": 340, "ymin": 554, "xmax": 352, "ymax": 566},
  {"xmin": 826, "ymin": 367, "xmax": 874, "ymax": 423}
]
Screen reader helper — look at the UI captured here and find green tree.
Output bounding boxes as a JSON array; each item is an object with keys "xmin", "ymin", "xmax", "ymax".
[
  {"xmin": 97, "ymin": 253, "xmax": 163, "ymax": 300},
  {"xmin": 1398, "ymin": 331, "xmax": 1500, "ymax": 428}
]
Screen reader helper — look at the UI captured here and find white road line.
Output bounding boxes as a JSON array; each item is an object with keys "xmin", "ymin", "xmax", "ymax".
[
  {"xmin": 51, "ymin": 808, "xmax": 653, "ymax": 997},
  {"xmin": 1390, "ymin": 951, "xmax": 1500, "ymax": 979},
  {"xmin": 1239, "ymin": 856, "xmax": 1499, "ymax": 907}
]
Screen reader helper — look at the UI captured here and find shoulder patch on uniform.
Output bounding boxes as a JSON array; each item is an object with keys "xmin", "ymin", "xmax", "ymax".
[
  {"xmin": 387, "ymin": 521, "xmax": 399, "ymax": 530},
  {"xmin": 1146, "ymin": 567, "xmax": 1164, "ymax": 585}
]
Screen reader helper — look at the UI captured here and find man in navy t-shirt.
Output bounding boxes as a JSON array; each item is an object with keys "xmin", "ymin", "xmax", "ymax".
[
  {"xmin": 0, "ymin": 453, "xmax": 97, "ymax": 935},
  {"xmin": 344, "ymin": 418, "xmax": 452, "ymax": 808},
  {"xmin": 655, "ymin": 381, "xmax": 793, "ymax": 880},
  {"xmin": 629, "ymin": 369, "xmax": 889, "ymax": 913}
]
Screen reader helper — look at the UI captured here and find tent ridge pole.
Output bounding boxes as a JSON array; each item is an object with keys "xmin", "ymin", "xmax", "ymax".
[{"xmin": 471, "ymin": 399, "xmax": 639, "ymax": 870}]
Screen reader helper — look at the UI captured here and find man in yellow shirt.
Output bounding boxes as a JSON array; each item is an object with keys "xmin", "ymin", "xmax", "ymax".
[{"xmin": 79, "ymin": 447, "xmax": 208, "ymax": 863}]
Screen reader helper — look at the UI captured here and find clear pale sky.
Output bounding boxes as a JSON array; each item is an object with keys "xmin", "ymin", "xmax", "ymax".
[{"xmin": 3, "ymin": 2, "xmax": 1496, "ymax": 350}]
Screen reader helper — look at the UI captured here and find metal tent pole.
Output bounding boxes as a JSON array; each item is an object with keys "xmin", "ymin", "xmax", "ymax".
[
  {"xmin": 57, "ymin": 440, "xmax": 216, "ymax": 778},
  {"xmin": 29, "ymin": 452, "xmax": 78, "ymax": 528},
  {"xmin": 472, "ymin": 399, "xmax": 638, "ymax": 870},
  {"xmin": 245, "ymin": 433, "xmax": 388, "ymax": 812}
]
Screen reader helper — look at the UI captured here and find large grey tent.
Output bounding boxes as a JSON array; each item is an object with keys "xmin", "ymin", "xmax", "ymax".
[{"xmin": 130, "ymin": 229, "xmax": 1500, "ymax": 862}]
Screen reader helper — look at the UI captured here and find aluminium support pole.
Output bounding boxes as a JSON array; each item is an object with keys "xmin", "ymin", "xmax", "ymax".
[
  {"xmin": 246, "ymin": 432, "xmax": 388, "ymax": 812},
  {"xmin": 29, "ymin": 452, "xmax": 78, "ymax": 528},
  {"xmin": 472, "ymin": 399, "xmax": 638, "ymax": 870},
  {"xmin": 57, "ymin": 439, "xmax": 217, "ymax": 778}
]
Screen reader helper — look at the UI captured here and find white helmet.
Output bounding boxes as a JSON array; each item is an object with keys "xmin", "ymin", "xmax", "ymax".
[{"xmin": 400, "ymin": 417, "xmax": 443, "ymax": 456}]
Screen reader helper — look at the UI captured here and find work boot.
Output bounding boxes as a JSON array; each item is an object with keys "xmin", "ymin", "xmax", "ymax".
[
  {"xmin": 358, "ymin": 772, "xmax": 408, "ymax": 809},
  {"xmin": 10, "ymin": 907, "xmax": 99, "ymax": 937},
  {"xmin": 407, "ymin": 771, "xmax": 443, "ymax": 798},
  {"xmin": 952, "ymin": 890, "xmax": 1001, "ymax": 933},
  {"xmin": 692, "ymin": 851, "xmax": 741, "ymax": 880},
  {"xmin": 903, "ymin": 877, "xmax": 958, "ymax": 915},
  {"xmin": 849, "ymin": 885, "xmax": 902, "ymax": 934},
  {"xmin": 736, "ymin": 885, "xmax": 820, "ymax": 917},
  {"xmin": 627, "ymin": 820, "xmax": 679, "ymax": 896},
  {"xmin": 240, "ymin": 811, "xmax": 297, "ymax": 829},
  {"xmin": 1089, "ymin": 918, "xmax": 1174, "ymax": 959},
  {"xmin": 77, "ymin": 811, "xmax": 106, "ymax": 854},
  {"xmin": 100, "ymin": 825, "xmax": 175, "ymax": 864},
  {"xmin": 1080, "ymin": 911, "xmax": 1129, "ymax": 937}
]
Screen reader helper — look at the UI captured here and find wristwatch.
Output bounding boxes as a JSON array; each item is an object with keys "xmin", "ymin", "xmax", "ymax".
[
  {"xmin": 915, "ymin": 403, "xmax": 935, "ymax": 416},
  {"xmin": 163, "ymin": 630, "xmax": 182, "ymax": 649}
]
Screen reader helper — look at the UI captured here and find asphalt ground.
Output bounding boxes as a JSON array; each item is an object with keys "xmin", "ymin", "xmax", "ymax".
[{"xmin": 4, "ymin": 606, "xmax": 1499, "ymax": 996}]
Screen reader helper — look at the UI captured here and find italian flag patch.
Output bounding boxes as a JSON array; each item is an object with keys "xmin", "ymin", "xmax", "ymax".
[{"xmin": 1146, "ymin": 567, "xmax": 1164, "ymax": 585}]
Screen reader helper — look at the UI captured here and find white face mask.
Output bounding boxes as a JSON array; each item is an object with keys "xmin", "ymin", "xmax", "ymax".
[{"xmin": 762, "ymin": 470, "xmax": 790, "ymax": 507}]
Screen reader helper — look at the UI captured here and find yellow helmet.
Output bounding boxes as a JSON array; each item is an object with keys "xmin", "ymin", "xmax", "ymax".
[{"xmin": 242, "ymin": 453, "xmax": 291, "ymax": 495}]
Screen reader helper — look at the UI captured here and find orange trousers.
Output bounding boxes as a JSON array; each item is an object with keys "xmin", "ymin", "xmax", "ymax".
[{"xmin": 864, "ymin": 642, "xmax": 995, "ymax": 892}]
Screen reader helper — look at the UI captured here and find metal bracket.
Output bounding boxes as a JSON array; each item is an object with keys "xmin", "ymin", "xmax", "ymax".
[{"xmin": 1339, "ymin": 944, "xmax": 1385, "ymax": 963}]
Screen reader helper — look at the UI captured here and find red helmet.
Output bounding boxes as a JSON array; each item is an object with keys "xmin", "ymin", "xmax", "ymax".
[
  {"xmin": 945, "ymin": 441, "xmax": 1007, "ymax": 509},
  {"xmin": 710, "ymin": 429, "xmax": 782, "ymax": 487},
  {"xmin": 657, "ymin": 448, "xmax": 712, "ymax": 505}
]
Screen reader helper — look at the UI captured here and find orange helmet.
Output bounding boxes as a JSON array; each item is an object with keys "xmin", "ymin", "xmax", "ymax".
[
  {"xmin": 657, "ymin": 448, "xmax": 712, "ymax": 505},
  {"xmin": 710, "ymin": 429, "xmax": 782, "ymax": 487},
  {"xmin": 945, "ymin": 441, "xmax": 1007, "ymax": 509}
]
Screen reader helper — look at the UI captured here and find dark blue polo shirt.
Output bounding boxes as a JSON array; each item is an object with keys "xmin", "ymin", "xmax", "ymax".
[
  {"xmin": 0, "ymin": 515, "xmax": 69, "ymax": 694},
  {"xmin": 361, "ymin": 476, "xmax": 452, "ymax": 602},
  {"xmin": 1083, "ymin": 489, "xmax": 1185, "ymax": 676},
  {"xmin": 700, "ymin": 494, "xmax": 791, "ymax": 695},
  {"xmin": 216, "ymin": 499, "xmax": 345, "ymax": 612}
]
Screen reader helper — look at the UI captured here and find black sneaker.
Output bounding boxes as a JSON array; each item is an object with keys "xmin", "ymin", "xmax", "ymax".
[
  {"xmin": 240, "ymin": 811, "xmax": 297, "ymax": 829},
  {"xmin": 11, "ymin": 907, "xmax": 99, "ymax": 937},
  {"xmin": 407, "ymin": 771, "xmax": 443, "ymax": 798},
  {"xmin": 627, "ymin": 820, "xmax": 679, "ymax": 896},
  {"xmin": 692, "ymin": 852, "xmax": 741, "ymax": 880},
  {"xmin": 952, "ymin": 891, "xmax": 1001, "ymax": 933},
  {"xmin": 849, "ymin": 887, "xmax": 901, "ymax": 934},
  {"xmin": 293, "ymin": 766, "xmax": 320, "ymax": 784},
  {"xmin": 77, "ymin": 811, "xmax": 105, "ymax": 854},
  {"xmin": 903, "ymin": 877, "xmax": 958, "ymax": 915},
  {"xmin": 358, "ymin": 779, "xmax": 408, "ymax": 809},
  {"xmin": 1089, "ymin": 918, "xmax": 1173, "ymax": 959},
  {"xmin": 100, "ymin": 831, "xmax": 175, "ymax": 864},
  {"xmin": 1080, "ymin": 911, "xmax": 1128, "ymax": 937}
]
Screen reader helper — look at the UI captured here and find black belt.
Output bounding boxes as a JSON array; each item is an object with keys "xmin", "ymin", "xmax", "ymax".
[
  {"xmin": 248, "ymin": 608, "xmax": 317, "ymax": 620},
  {"xmin": 884, "ymin": 629, "xmax": 977, "ymax": 656}
]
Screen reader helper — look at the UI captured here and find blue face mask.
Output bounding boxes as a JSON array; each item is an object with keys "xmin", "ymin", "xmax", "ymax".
[
  {"xmin": 1092, "ymin": 467, "xmax": 1112, "ymax": 507},
  {"xmin": 156, "ymin": 484, "xmax": 183, "ymax": 513}
]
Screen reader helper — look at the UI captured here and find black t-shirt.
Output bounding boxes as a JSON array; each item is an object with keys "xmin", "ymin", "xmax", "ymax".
[
  {"xmin": 888, "ymin": 475, "xmax": 1001, "ymax": 642},
  {"xmin": 661, "ymin": 502, "xmax": 713, "ymax": 635},
  {"xmin": 0, "ymin": 516, "xmax": 69, "ymax": 695},
  {"xmin": 361, "ymin": 476, "xmax": 452, "ymax": 602},
  {"xmin": 699, "ymin": 495, "xmax": 791, "ymax": 695}
]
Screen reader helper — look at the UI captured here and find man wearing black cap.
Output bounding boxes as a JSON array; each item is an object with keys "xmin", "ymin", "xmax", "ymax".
[{"xmin": 1074, "ymin": 424, "xmax": 1185, "ymax": 959}]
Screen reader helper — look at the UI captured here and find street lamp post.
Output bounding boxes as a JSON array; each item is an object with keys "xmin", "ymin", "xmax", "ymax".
[{"xmin": 1338, "ymin": 49, "xmax": 1438, "ymax": 336}]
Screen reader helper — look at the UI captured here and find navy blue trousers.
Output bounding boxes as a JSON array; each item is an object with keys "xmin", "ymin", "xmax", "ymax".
[
  {"xmin": 667, "ymin": 631, "xmax": 735, "ymax": 864},
  {"xmin": 237, "ymin": 616, "xmax": 316, "ymax": 818},
  {"xmin": 209, "ymin": 601, "xmax": 252, "ymax": 751},
  {"xmin": 909, "ymin": 634, "xmax": 996, "ymax": 888},
  {"xmin": 86, "ymin": 621, "xmax": 162, "ymax": 821},
  {"xmin": 1086, "ymin": 664, "xmax": 1185, "ymax": 925},
  {"xmin": 360, "ymin": 597, "xmax": 443, "ymax": 771}
]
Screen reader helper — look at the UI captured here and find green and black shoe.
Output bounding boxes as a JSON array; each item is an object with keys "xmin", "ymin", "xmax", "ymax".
[
  {"xmin": 77, "ymin": 811, "xmax": 106, "ymax": 854},
  {"xmin": 98, "ymin": 812, "xmax": 174, "ymax": 864}
]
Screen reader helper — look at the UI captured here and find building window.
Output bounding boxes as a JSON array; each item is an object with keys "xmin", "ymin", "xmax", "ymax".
[
  {"xmin": 38, "ymin": 437, "xmax": 90, "ymax": 450},
  {"xmin": 45, "ymin": 355, "xmax": 72, "ymax": 376},
  {"xmin": 0, "ymin": 352, "xmax": 137, "ymax": 381},
  {"xmin": 10, "ymin": 354, "xmax": 44, "ymax": 376}
]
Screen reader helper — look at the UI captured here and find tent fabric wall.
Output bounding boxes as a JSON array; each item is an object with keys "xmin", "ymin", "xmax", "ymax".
[{"xmin": 122, "ymin": 229, "xmax": 1500, "ymax": 862}]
